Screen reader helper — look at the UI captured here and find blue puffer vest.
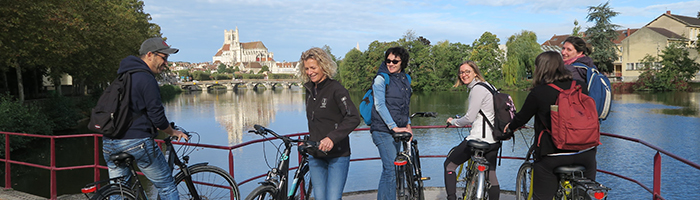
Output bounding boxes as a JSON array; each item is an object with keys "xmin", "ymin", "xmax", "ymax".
[{"xmin": 370, "ymin": 63, "xmax": 412, "ymax": 134}]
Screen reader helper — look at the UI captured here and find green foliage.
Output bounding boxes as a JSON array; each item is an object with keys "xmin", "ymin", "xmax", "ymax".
[
  {"xmin": 469, "ymin": 32, "xmax": 505, "ymax": 82},
  {"xmin": 338, "ymin": 48, "xmax": 367, "ymax": 89},
  {"xmin": 217, "ymin": 63, "xmax": 227, "ymax": 74},
  {"xmin": 40, "ymin": 93, "xmax": 83, "ymax": 131},
  {"xmin": 258, "ymin": 66, "xmax": 270, "ymax": 74},
  {"xmin": 572, "ymin": 20, "xmax": 582, "ymax": 37},
  {"xmin": 268, "ymin": 73, "xmax": 295, "ymax": 79},
  {"xmin": 175, "ymin": 69, "xmax": 190, "ymax": 78},
  {"xmin": 0, "ymin": 94, "xmax": 53, "ymax": 155},
  {"xmin": 584, "ymin": 2, "xmax": 621, "ymax": 73},
  {"xmin": 505, "ymin": 30, "xmax": 541, "ymax": 87},
  {"xmin": 322, "ymin": 45, "xmax": 339, "ymax": 63},
  {"xmin": 239, "ymin": 74, "xmax": 265, "ymax": 79},
  {"xmin": 634, "ymin": 43, "xmax": 700, "ymax": 91},
  {"xmin": 159, "ymin": 84, "xmax": 182, "ymax": 102},
  {"xmin": 191, "ymin": 71, "xmax": 211, "ymax": 81},
  {"xmin": 0, "ymin": 0, "xmax": 162, "ymax": 101},
  {"xmin": 211, "ymin": 73, "xmax": 231, "ymax": 80}
]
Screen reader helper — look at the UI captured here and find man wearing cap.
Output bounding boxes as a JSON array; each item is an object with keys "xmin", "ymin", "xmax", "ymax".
[{"xmin": 101, "ymin": 37, "xmax": 188, "ymax": 199}]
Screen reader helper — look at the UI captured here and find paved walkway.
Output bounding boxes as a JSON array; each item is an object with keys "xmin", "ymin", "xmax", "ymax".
[{"xmin": 1, "ymin": 187, "xmax": 516, "ymax": 200}]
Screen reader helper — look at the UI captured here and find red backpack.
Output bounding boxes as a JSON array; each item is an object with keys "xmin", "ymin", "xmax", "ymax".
[{"xmin": 539, "ymin": 82, "xmax": 601, "ymax": 151}]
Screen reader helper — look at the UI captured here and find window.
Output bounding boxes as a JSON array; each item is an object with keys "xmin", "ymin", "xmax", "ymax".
[{"xmin": 626, "ymin": 63, "xmax": 634, "ymax": 70}]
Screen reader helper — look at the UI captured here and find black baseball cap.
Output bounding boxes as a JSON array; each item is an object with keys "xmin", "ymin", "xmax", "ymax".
[{"xmin": 139, "ymin": 37, "xmax": 179, "ymax": 55}]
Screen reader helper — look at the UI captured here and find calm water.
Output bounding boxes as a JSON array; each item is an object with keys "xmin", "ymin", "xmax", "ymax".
[{"xmin": 7, "ymin": 88, "xmax": 700, "ymax": 199}]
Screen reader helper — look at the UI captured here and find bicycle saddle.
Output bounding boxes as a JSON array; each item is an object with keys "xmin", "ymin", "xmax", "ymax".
[
  {"xmin": 109, "ymin": 152, "xmax": 135, "ymax": 166},
  {"xmin": 392, "ymin": 132, "xmax": 412, "ymax": 141},
  {"xmin": 554, "ymin": 165, "xmax": 586, "ymax": 175},
  {"xmin": 467, "ymin": 140, "xmax": 490, "ymax": 150}
]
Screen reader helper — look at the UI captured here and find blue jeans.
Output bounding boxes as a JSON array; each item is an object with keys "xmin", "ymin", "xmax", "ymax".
[
  {"xmin": 102, "ymin": 137, "xmax": 179, "ymax": 199},
  {"xmin": 308, "ymin": 156, "xmax": 350, "ymax": 200},
  {"xmin": 371, "ymin": 131, "xmax": 400, "ymax": 200}
]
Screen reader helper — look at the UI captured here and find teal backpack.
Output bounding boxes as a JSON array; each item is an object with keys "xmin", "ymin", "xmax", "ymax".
[{"xmin": 359, "ymin": 73, "xmax": 411, "ymax": 125}]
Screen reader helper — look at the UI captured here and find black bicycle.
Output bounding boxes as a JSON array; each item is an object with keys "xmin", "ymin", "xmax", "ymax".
[
  {"xmin": 394, "ymin": 112, "xmax": 438, "ymax": 200},
  {"xmin": 515, "ymin": 133, "xmax": 610, "ymax": 200},
  {"xmin": 245, "ymin": 125, "xmax": 318, "ymax": 200},
  {"xmin": 81, "ymin": 124, "xmax": 240, "ymax": 200}
]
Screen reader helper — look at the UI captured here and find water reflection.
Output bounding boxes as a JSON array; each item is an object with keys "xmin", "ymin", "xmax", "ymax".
[
  {"xmin": 616, "ymin": 92, "xmax": 700, "ymax": 117},
  {"xmin": 164, "ymin": 88, "xmax": 305, "ymax": 145}
]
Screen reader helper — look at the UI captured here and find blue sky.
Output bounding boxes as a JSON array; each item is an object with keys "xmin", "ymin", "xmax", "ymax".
[{"xmin": 143, "ymin": 0, "xmax": 700, "ymax": 63}]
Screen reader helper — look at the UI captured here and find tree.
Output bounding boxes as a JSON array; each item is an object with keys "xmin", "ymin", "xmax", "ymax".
[
  {"xmin": 469, "ymin": 32, "xmax": 505, "ymax": 83},
  {"xmin": 634, "ymin": 43, "xmax": 700, "ymax": 91},
  {"xmin": 584, "ymin": 1, "xmax": 621, "ymax": 73},
  {"xmin": 338, "ymin": 48, "xmax": 365, "ymax": 89},
  {"xmin": 322, "ymin": 45, "xmax": 339, "ymax": 63},
  {"xmin": 572, "ymin": 20, "xmax": 582, "ymax": 37},
  {"xmin": 218, "ymin": 63, "xmax": 227, "ymax": 74},
  {"xmin": 259, "ymin": 65, "xmax": 270, "ymax": 74},
  {"xmin": 504, "ymin": 30, "xmax": 541, "ymax": 87}
]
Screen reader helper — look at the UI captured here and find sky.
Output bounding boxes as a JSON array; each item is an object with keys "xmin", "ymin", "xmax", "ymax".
[{"xmin": 142, "ymin": 0, "xmax": 700, "ymax": 63}]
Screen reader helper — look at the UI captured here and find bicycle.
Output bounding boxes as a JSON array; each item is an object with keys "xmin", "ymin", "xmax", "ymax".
[
  {"xmin": 81, "ymin": 124, "xmax": 240, "ymax": 200},
  {"xmin": 445, "ymin": 116, "xmax": 494, "ymax": 200},
  {"xmin": 244, "ymin": 125, "xmax": 319, "ymax": 200},
  {"xmin": 515, "ymin": 142, "xmax": 610, "ymax": 200},
  {"xmin": 394, "ymin": 112, "xmax": 438, "ymax": 200}
]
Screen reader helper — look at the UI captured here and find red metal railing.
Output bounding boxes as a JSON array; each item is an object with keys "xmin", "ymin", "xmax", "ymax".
[{"xmin": 2, "ymin": 126, "xmax": 699, "ymax": 199}]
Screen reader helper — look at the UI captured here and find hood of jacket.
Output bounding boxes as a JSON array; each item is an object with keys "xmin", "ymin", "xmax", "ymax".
[
  {"xmin": 117, "ymin": 55, "xmax": 154, "ymax": 74},
  {"xmin": 575, "ymin": 56, "xmax": 597, "ymax": 69}
]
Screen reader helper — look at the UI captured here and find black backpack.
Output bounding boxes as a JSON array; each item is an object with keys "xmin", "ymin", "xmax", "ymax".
[
  {"xmin": 87, "ymin": 69, "xmax": 150, "ymax": 138},
  {"xmin": 476, "ymin": 82, "xmax": 517, "ymax": 141}
]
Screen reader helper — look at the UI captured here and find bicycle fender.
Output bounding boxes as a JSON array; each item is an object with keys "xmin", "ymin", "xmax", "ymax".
[{"xmin": 187, "ymin": 162, "xmax": 210, "ymax": 168}]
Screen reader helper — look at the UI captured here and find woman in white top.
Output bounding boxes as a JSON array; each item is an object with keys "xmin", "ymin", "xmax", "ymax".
[{"xmin": 444, "ymin": 61, "xmax": 502, "ymax": 200}]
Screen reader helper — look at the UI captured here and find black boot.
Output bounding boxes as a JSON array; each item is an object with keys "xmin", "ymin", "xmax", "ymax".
[
  {"xmin": 445, "ymin": 170, "xmax": 457, "ymax": 200},
  {"xmin": 489, "ymin": 185, "xmax": 500, "ymax": 200}
]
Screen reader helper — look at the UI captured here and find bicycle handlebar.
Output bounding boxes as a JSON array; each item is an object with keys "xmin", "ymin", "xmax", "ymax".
[{"xmin": 250, "ymin": 124, "xmax": 325, "ymax": 154}]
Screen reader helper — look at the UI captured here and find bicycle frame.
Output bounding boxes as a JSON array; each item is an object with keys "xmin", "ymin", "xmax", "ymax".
[{"xmin": 461, "ymin": 140, "xmax": 491, "ymax": 200}]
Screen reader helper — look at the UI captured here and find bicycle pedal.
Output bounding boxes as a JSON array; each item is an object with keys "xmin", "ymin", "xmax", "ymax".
[{"xmin": 420, "ymin": 177, "xmax": 431, "ymax": 181}]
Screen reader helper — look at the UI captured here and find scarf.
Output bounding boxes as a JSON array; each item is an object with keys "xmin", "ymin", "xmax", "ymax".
[{"xmin": 564, "ymin": 54, "xmax": 585, "ymax": 65}]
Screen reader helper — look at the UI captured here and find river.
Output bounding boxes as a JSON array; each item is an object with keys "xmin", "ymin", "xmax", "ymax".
[{"xmin": 7, "ymin": 87, "xmax": 700, "ymax": 199}]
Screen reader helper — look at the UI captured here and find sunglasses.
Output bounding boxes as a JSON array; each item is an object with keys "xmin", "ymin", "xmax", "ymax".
[
  {"xmin": 385, "ymin": 59, "xmax": 401, "ymax": 64},
  {"xmin": 154, "ymin": 52, "xmax": 169, "ymax": 61}
]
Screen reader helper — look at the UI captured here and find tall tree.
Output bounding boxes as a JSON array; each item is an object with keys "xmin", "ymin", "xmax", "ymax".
[
  {"xmin": 338, "ymin": 48, "xmax": 365, "ymax": 89},
  {"xmin": 584, "ymin": 1, "xmax": 621, "ymax": 73},
  {"xmin": 322, "ymin": 45, "xmax": 338, "ymax": 63},
  {"xmin": 469, "ymin": 32, "xmax": 505, "ymax": 83},
  {"xmin": 572, "ymin": 20, "xmax": 582, "ymax": 37},
  {"xmin": 504, "ymin": 30, "xmax": 541, "ymax": 87}
]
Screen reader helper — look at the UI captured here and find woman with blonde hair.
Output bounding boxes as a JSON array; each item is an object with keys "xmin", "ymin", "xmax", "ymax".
[
  {"xmin": 299, "ymin": 47, "xmax": 360, "ymax": 200},
  {"xmin": 444, "ymin": 60, "xmax": 502, "ymax": 200}
]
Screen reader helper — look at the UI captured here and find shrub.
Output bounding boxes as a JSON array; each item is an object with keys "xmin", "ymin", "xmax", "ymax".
[
  {"xmin": 160, "ymin": 84, "xmax": 182, "ymax": 102},
  {"xmin": 40, "ymin": 93, "xmax": 83, "ymax": 131},
  {"xmin": 268, "ymin": 73, "xmax": 296, "ymax": 79},
  {"xmin": 0, "ymin": 94, "xmax": 53, "ymax": 156}
]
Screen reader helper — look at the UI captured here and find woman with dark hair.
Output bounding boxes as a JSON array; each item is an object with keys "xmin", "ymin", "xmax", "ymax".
[
  {"xmin": 505, "ymin": 51, "xmax": 597, "ymax": 200},
  {"xmin": 370, "ymin": 46, "xmax": 412, "ymax": 200},
  {"xmin": 562, "ymin": 36, "xmax": 598, "ymax": 82},
  {"xmin": 299, "ymin": 47, "xmax": 361, "ymax": 200},
  {"xmin": 444, "ymin": 61, "xmax": 502, "ymax": 200}
]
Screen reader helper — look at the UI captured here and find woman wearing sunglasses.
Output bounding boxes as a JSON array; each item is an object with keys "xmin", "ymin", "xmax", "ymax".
[{"xmin": 369, "ymin": 46, "xmax": 413, "ymax": 200}]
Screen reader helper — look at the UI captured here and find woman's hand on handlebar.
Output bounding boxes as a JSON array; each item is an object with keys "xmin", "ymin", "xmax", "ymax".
[
  {"xmin": 171, "ymin": 130, "xmax": 189, "ymax": 142},
  {"xmin": 319, "ymin": 137, "xmax": 334, "ymax": 152}
]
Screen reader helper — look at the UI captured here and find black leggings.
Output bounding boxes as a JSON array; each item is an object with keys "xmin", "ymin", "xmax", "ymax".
[
  {"xmin": 444, "ymin": 140, "xmax": 501, "ymax": 200},
  {"xmin": 532, "ymin": 148, "xmax": 597, "ymax": 200}
]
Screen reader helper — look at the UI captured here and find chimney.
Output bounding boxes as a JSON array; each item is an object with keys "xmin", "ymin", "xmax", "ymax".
[
  {"xmin": 627, "ymin": 28, "xmax": 630, "ymax": 36},
  {"xmin": 666, "ymin": 10, "xmax": 671, "ymax": 15}
]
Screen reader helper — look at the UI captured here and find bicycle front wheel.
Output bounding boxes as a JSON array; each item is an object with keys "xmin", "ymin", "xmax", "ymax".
[
  {"xmin": 244, "ymin": 185, "xmax": 277, "ymax": 200},
  {"xmin": 515, "ymin": 162, "xmax": 533, "ymax": 200},
  {"xmin": 174, "ymin": 165, "xmax": 240, "ymax": 200},
  {"xmin": 91, "ymin": 184, "xmax": 138, "ymax": 200}
]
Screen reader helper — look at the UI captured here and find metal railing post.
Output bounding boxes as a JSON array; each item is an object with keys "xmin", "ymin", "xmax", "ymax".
[
  {"xmin": 653, "ymin": 152, "xmax": 661, "ymax": 200},
  {"xmin": 228, "ymin": 149, "xmax": 234, "ymax": 200},
  {"xmin": 94, "ymin": 135, "xmax": 100, "ymax": 183},
  {"xmin": 4, "ymin": 134, "xmax": 9, "ymax": 189},
  {"xmin": 50, "ymin": 138, "xmax": 57, "ymax": 199}
]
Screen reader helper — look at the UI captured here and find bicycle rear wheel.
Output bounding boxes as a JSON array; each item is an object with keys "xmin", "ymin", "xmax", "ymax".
[
  {"xmin": 244, "ymin": 185, "xmax": 277, "ymax": 200},
  {"xmin": 174, "ymin": 165, "xmax": 240, "ymax": 200},
  {"xmin": 91, "ymin": 185, "xmax": 138, "ymax": 200},
  {"xmin": 395, "ymin": 164, "xmax": 413, "ymax": 200},
  {"xmin": 515, "ymin": 162, "xmax": 533, "ymax": 200}
]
